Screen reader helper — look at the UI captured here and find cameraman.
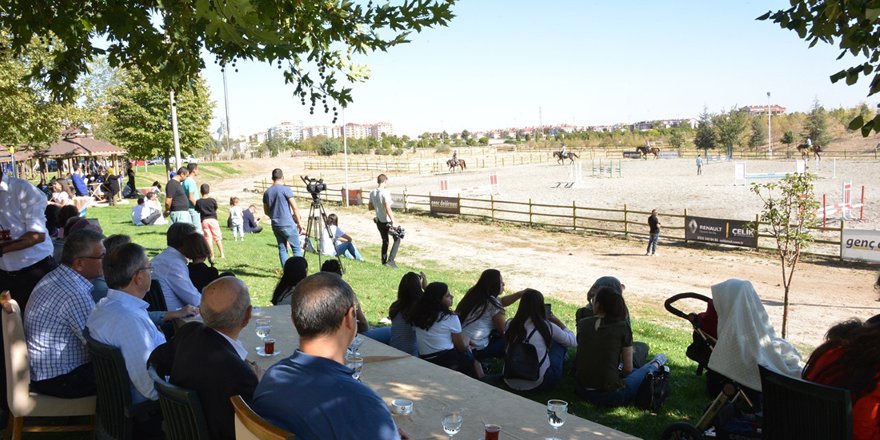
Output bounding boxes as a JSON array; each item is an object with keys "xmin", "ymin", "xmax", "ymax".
[
  {"xmin": 263, "ymin": 168, "xmax": 304, "ymax": 266},
  {"xmin": 369, "ymin": 174, "xmax": 400, "ymax": 268}
]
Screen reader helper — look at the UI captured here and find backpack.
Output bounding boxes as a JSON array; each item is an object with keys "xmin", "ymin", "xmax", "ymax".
[
  {"xmin": 634, "ymin": 365, "xmax": 671, "ymax": 413},
  {"xmin": 503, "ymin": 325, "xmax": 550, "ymax": 381}
]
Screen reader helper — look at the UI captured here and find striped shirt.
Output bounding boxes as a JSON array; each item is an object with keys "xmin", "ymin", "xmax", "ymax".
[{"xmin": 24, "ymin": 264, "xmax": 95, "ymax": 381}]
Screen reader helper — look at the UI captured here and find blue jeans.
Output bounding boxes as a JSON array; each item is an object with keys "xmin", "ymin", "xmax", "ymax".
[
  {"xmin": 335, "ymin": 242, "xmax": 364, "ymax": 261},
  {"xmin": 473, "ymin": 335, "xmax": 506, "ymax": 361},
  {"xmin": 647, "ymin": 233, "xmax": 659, "ymax": 255},
  {"xmin": 189, "ymin": 208, "xmax": 202, "ymax": 233},
  {"xmin": 576, "ymin": 362, "xmax": 659, "ymax": 407},
  {"xmin": 532, "ymin": 343, "xmax": 568, "ymax": 392},
  {"xmin": 272, "ymin": 225, "xmax": 302, "ymax": 266},
  {"xmin": 362, "ymin": 327, "xmax": 391, "ymax": 345}
]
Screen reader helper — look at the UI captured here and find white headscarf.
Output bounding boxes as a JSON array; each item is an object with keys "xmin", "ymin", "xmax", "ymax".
[{"xmin": 707, "ymin": 279, "xmax": 803, "ymax": 391}]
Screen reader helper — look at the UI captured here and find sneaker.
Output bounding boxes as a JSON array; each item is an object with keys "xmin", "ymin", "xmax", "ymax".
[
  {"xmin": 650, "ymin": 353, "xmax": 668, "ymax": 368},
  {"xmin": 384, "ymin": 261, "xmax": 398, "ymax": 269}
]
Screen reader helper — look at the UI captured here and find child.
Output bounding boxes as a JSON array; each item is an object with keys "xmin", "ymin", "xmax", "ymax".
[
  {"xmin": 229, "ymin": 197, "xmax": 244, "ymax": 241},
  {"xmin": 195, "ymin": 183, "xmax": 224, "ymax": 259},
  {"xmin": 182, "ymin": 233, "xmax": 219, "ymax": 293}
]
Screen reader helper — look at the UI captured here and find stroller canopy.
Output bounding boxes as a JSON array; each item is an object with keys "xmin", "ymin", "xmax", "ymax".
[{"xmin": 707, "ymin": 279, "xmax": 804, "ymax": 391}]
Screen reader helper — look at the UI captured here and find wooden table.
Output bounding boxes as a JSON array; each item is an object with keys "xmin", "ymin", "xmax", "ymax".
[{"xmin": 242, "ymin": 306, "xmax": 637, "ymax": 440}]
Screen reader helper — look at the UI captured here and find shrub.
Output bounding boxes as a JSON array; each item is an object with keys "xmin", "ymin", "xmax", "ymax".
[
  {"xmin": 317, "ymin": 138, "xmax": 341, "ymax": 156},
  {"xmin": 435, "ymin": 145, "xmax": 451, "ymax": 154}
]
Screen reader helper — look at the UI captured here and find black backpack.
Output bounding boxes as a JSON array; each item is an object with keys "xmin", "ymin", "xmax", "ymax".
[
  {"xmin": 634, "ymin": 365, "xmax": 671, "ymax": 413},
  {"xmin": 503, "ymin": 325, "xmax": 550, "ymax": 381}
]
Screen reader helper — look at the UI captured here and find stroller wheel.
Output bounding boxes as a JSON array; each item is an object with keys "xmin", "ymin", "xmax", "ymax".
[{"xmin": 661, "ymin": 422, "xmax": 704, "ymax": 440}]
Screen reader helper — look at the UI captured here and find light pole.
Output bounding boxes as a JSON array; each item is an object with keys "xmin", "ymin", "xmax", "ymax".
[
  {"xmin": 342, "ymin": 107, "xmax": 350, "ymax": 207},
  {"xmin": 170, "ymin": 90, "xmax": 181, "ymax": 169},
  {"xmin": 767, "ymin": 92, "xmax": 772, "ymax": 159},
  {"xmin": 223, "ymin": 69, "xmax": 232, "ymax": 152}
]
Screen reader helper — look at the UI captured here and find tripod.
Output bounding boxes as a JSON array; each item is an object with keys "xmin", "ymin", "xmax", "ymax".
[{"xmin": 303, "ymin": 193, "xmax": 344, "ymax": 273}]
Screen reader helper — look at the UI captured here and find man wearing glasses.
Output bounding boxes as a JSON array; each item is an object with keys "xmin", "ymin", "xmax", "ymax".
[{"xmin": 24, "ymin": 229, "xmax": 105, "ymax": 398}]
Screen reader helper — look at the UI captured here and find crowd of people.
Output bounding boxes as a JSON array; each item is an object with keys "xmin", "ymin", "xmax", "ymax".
[{"xmin": 1, "ymin": 163, "xmax": 879, "ymax": 440}]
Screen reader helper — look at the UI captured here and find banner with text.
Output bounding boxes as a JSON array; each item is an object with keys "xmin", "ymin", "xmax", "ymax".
[
  {"xmin": 685, "ymin": 216, "xmax": 757, "ymax": 248},
  {"xmin": 841, "ymin": 229, "xmax": 880, "ymax": 262},
  {"xmin": 430, "ymin": 196, "xmax": 461, "ymax": 215}
]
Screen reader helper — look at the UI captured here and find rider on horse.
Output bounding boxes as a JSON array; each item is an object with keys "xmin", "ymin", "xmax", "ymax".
[
  {"xmin": 452, "ymin": 150, "xmax": 458, "ymax": 163},
  {"xmin": 560, "ymin": 144, "xmax": 568, "ymax": 158}
]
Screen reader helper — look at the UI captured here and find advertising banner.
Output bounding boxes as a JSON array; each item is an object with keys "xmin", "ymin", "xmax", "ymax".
[
  {"xmin": 685, "ymin": 216, "xmax": 757, "ymax": 248},
  {"xmin": 623, "ymin": 151, "xmax": 643, "ymax": 159},
  {"xmin": 429, "ymin": 196, "xmax": 460, "ymax": 215},
  {"xmin": 341, "ymin": 189, "xmax": 363, "ymax": 206},
  {"xmin": 841, "ymin": 229, "xmax": 880, "ymax": 262}
]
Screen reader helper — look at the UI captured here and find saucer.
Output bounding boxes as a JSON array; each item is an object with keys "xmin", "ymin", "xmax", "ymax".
[{"xmin": 255, "ymin": 347, "xmax": 281, "ymax": 357}]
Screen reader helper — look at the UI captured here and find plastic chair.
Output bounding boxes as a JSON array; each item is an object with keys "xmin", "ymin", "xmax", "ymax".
[
  {"xmin": 148, "ymin": 366, "xmax": 210, "ymax": 440},
  {"xmin": 84, "ymin": 328, "xmax": 160, "ymax": 440},
  {"xmin": 1, "ymin": 298, "xmax": 95, "ymax": 439},
  {"xmin": 229, "ymin": 395, "xmax": 294, "ymax": 440},
  {"xmin": 759, "ymin": 364, "xmax": 852, "ymax": 439}
]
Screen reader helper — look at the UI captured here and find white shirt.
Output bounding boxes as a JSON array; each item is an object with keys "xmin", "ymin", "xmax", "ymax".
[
  {"xmin": 319, "ymin": 224, "xmax": 344, "ymax": 256},
  {"xmin": 461, "ymin": 298, "xmax": 504, "ymax": 350},
  {"xmin": 87, "ymin": 289, "xmax": 166, "ymax": 403},
  {"xmin": 503, "ymin": 319, "xmax": 577, "ymax": 391},
  {"xmin": 0, "ymin": 174, "xmax": 54, "ymax": 271},
  {"xmin": 369, "ymin": 188, "xmax": 393, "ymax": 223},
  {"xmin": 213, "ymin": 329, "xmax": 248, "ymax": 360},
  {"xmin": 414, "ymin": 314, "xmax": 461, "ymax": 356},
  {"xmin": 131, "ymin": 204, "xmax": 145, "ymax": 226},
  {"xmin": 151, "ymin": 247, "xmax": 201, "ymax": 310}
]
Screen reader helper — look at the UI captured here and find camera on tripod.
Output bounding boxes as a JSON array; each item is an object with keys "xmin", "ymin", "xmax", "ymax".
[{"xmin": 301, "ymin": 175, "xmax": 326, "ymax": 198}]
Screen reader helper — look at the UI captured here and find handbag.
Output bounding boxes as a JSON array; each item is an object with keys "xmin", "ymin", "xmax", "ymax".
[
  {"xmin": 634, "ymin": 365, "xmax": 672, "ymax": 413},
  {"xmin": 503, "ymin": 325, "xmax": 550, "ymax": 381}
]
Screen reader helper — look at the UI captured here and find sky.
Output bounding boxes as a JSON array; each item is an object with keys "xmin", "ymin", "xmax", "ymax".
[{"xmin": 201, "ymin": 1, "xmax": 873, "ymax": 138}]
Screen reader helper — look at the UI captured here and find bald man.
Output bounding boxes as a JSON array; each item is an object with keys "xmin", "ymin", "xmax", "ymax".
[{"xmin": 149, "ymin": 277, "xmax": 260, "ymax": 440}]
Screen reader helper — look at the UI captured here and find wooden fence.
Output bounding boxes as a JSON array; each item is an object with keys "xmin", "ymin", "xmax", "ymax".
[
  {"xmin": 304, "ymin": 151, "xmax": 556, "ymax": 174},
  {"xmin": 254, "ymin": 180, "xmax": 846, "ymax": 258}
]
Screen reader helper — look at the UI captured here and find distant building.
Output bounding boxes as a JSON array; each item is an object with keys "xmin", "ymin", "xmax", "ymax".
[
  {"xmin": 268, "ymin": 122, "xmax": 303, "ymax": 142},
  {"xmin": 745, "ymin": 105, "xmax": 786, "ymax": 115}
]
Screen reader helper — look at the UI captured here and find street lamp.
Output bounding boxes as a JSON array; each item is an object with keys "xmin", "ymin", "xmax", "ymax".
[{"xmin": 767, "ymin": 92, "xmax": 772, "ymax": 159}]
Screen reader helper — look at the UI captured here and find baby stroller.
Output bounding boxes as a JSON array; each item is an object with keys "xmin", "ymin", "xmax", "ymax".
[{"xmin": 661, "ymin": 292, "xmax": 761, "ymax": 440}]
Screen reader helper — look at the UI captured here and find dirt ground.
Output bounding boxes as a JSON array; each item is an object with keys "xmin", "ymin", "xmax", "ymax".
[{"xmin": 210, "ymin": 154, "xmax": 880, "ymax": 351}]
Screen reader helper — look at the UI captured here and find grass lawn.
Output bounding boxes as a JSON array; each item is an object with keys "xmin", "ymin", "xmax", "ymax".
[
  {"xmin": 84, "ymin": 204, "xmax": 708, "ymax": 439},
  {"xmin": 131, "ymin": 162, "xmax": 242, "ymax": 189}
]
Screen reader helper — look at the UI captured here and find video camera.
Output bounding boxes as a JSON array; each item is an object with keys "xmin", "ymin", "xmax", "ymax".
[
  {"xmin": 388, "ymin": 225, "xmax": 406, "ymax": 239},
  {"xmin": 301, "ymin": 175, "xmax": 327, "ymax": 199}
]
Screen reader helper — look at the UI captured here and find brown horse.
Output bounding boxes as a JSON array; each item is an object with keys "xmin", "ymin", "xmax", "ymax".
[
  {"xmin": 797, "ymin": 144, "xmax": 822, "ymax": 160},
  {"xmin": 447, "ymin": 158, "xmax": 466, "ymax": 172},
  {"xmin": 636, "ymin": 146, "xmax": 661, "ymax": 159},
  {"xmin": 553, "ymin": 151, "xmax": 579, "ymax": 164}
]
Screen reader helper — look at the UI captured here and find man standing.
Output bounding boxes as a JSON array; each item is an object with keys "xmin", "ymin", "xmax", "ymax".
[
  {"xmin": 25, "ymin": 230, "xmax": 104, "ymax": 398},
  {"xmin": 646, "ymin": 209, "xmax": 660, "ymax": 256},
  {"xmin": 152, "ymin": 223, "xmax": 202, "ymax": 310},
  {"xmin": 150, "ymin": 277, "xmax": 260, "ymax": 440},
  {"xmin": 369, "ymin": 174, "xmax": 400, "ymax": 268},
  {"xmin": 87, "ymin": 243, "xmax": 166, "ymax": 405},
  {"xmin": 262, "ymin": 169, "xmax": 303, "ymax": 266},
  {"xmin": 695, "ymin": 155, "xmax": 703, "ymax": 176},
  {"xmin": 165, "ymin": 168, "xmax": 191, "ymax": 225},
  {"xmin": 251, "ymin": 273, "xmax": 407, "ymax": 439},
  {"xmin": 182, "ymin": 163, "xmax": 203, "ymax": 233},
  {"xmin": 0, "ymin": 168, "xmax": 57, "ymax": 308}
]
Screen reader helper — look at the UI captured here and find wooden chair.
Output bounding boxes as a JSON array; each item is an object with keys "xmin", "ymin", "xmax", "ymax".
[
  {"xmin": 1, "ymin": 298, "xmax": 95, "ymax": 439},
  {"xmin": 148, "ymin": 367, "xmax": 210, "ymax": 440},
  {"xmin": 229, "ymin": 395, "xmax": 294, "ymax": 440},
  {"xmin": 759, "ymin": 364, "xmax": 852, "ymax": 439},
  {"xmin": 84, "ymin": 329, "xmax": 160, "ymax": 440}
]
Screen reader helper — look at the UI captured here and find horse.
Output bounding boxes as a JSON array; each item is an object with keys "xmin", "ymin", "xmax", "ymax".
[
  {"xmin": 446, "ymin": 158, "xmax": 466, "ymax": 172},
  {"xmin": 553, "ymin": 151, "xmax": 579, "ymax": 164},
  {"xmin": 797, "ymin": 144, "xmax": 822, "ymax": 161},
  {"xmin": 635, "ymin": 146, "xmax": 661, "ymax": 159}
]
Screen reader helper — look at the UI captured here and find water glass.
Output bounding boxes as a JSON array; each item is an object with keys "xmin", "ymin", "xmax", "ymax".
[
  {"xmin": 440, "ymin": 410, "xmax": 463, "ymax": 439},
  {"xmin": 345, "ymin": 354, "xmax": 364, "ymax": 380},
  {"xmin": 547, "ymin": 399, "xmax": 568, "ymax": 440},
  {"xmin": 255, "ymin": 318, "xmax": 271, "ymax": 340},
  {"xmin": 348, "ymin": 334, "xmax": 364, "ymax": 356}
]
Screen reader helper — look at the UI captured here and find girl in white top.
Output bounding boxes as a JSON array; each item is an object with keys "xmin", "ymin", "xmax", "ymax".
[
  {"xmin": 49, "ymin": 181, "xmax": 72, "ymax": 207},
  {"xmin": 229, "ymin": 197, "xmax": 244, "ymax": 240},
  {"xmin": 456, "ymin": 269, "xmax": 523, "ymax": 361},
  {"xmin": 408, "ymin": 282, "xmax": 480, "ymax": 377},
  {"xmin": 504, "ymin": 289, "xmax": 577, "ymax": 392}
]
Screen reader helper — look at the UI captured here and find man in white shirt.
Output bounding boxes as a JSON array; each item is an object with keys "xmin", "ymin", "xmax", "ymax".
[
  {"xmin": 369, "ymin": 174, "xmax": 400, "ymax": 268},
  {"xmin": 87, "ymin": 242, "xmax": 166, "ymax": 405},
  {"xmin": 0, "ymin": 168, "xmax": 57, "ymax": 309},
  {"xmin": 131, "ymin": 197, "xmax": 161, "ymax": 226},
  {"xmin": 151, "ymin": 222, "xmax": 201, "ymax": 310}
]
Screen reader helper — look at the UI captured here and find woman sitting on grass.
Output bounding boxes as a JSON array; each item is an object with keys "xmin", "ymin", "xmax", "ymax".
[
  {"xmin": 804, "ymin": 319, "xmax": 880, "ymax": 440},
  {"xmin": 408, "ymin": 282, "xmax": 479, "ymax": 377},
  {"xmin": 456, "ymin": 269, "xmax": 523, "ymax": 361},
  {"xmin": 270, "ymin": 256, "xmax": 308, "ymax": 305},
  {"xmin": 503, "ymin": 289, "xmax": 576, "ymax": 392},
  {"xmin": 574, "ymin": 287, "xmax": 667, "ymax": 407},
  {"xmin": 387, "ymin": 272, "xmax": 426, "ymax": 355}
]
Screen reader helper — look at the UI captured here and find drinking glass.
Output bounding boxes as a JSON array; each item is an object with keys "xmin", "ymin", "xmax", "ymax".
[
  {"xmin": 348, "ymin": 334, "xmax": 364, "ymax": 356},
  {"xmin": 547, "ymin": 399, "xmax": 568, "ymax": 440},
  {"xmin": 255, "ymin": 318, "xmax": 271, "ymax": 340},
  {"xmin": 345, "ymin": 354, "xmax": 364, "ymax": 380},
  {"xmin": 440, "ymin": 410, "xmax": 463, "ymax": 439}
]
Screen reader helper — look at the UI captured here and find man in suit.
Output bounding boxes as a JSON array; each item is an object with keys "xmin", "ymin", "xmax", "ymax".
[{"xmin": 150, "ymin": 276, "xmax": 260, "ymax": 440}]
